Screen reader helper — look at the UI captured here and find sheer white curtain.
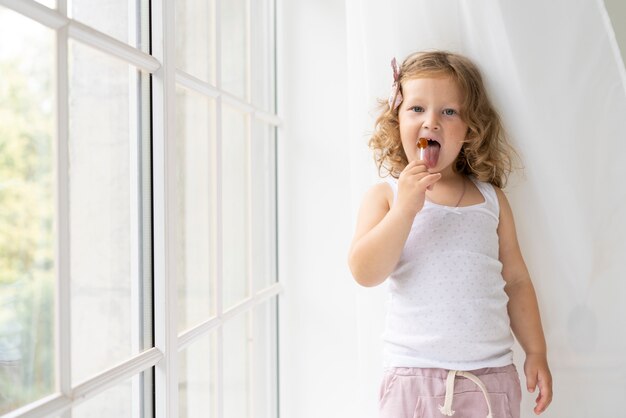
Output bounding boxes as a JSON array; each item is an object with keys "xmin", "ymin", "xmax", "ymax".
[{"xmin": 346, "ymin": 1, "xmax": 626, "ymax": 417}]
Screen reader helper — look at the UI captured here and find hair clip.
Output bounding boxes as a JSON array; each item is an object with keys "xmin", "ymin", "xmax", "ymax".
[{"xmin": 388, "ymin": 57, "xmax": 403, "ymax": 111}]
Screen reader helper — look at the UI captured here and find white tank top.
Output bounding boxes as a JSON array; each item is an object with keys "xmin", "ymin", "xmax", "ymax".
[{"xmin": 381, "ymin": 176, "xmax": 514, "ymax": 370}]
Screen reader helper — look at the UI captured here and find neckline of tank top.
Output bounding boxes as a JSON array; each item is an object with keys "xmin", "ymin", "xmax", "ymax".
[{"xmin": 424, "ymin": 177, "xmax": 488, "ymax": 212}]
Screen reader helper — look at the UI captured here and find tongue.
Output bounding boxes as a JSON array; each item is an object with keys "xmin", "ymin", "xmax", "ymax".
[{"xmin": 424, "ymin": 143, "xmax": 440, "ymax": 168}]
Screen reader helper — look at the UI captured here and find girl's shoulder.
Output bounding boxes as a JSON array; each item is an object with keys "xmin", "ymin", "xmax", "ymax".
[
  {"xmin": 471, "ymin": 177, "xmax": 506, "ymax": 205},
  {"xmin": 470, "ymin": 176, "xmax": 498, "ymax": 198},
  {"xmin": 490, "ymin": 183, "xmax": 509, "ymax": 212},
  {"xmin": 351, "ymin": 181, "xmax": 394, "ymax": 241},
  {"xmin": 470, "ymin": 177, "xmax": 505, "ymax": 218},
  {"xmin": 366, "ymin": 179, "xmax": 395, "ymax": 211},
  {"xmin": 355, "ymin": 178, "xmax": 396, "ymax": 218}
]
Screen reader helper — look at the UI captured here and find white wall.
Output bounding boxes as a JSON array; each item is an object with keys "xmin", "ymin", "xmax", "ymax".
[{"xmin": 277, "ymin": 1, "xmax": 361, "ymax": 418}]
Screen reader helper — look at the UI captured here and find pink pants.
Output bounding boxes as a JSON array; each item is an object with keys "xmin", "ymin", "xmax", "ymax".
[{"xmin": 379, "ymin": 364, "xmax": 521, "ymax": 418}]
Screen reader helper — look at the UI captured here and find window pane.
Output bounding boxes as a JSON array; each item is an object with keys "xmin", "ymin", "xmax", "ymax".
[
  {"xmin": 222, "ymin": 106, "xmax": 249, "ymax": 309},
  {"xmin": 0, "ymin": 7, "xmax": 55, "ymax": 413},
  {"xmin": 223, "ymin": 313, "xmax": 249, "ymax": 418},
  {"xmin": 68, "ymin": 0, "xmax": 149, "ymax": 51},
  {"xmin": 72, "ymin": 373, "xmax": 144, "ymax": 417},
  {"xmin": 221, "ymin": 0, "xmax": 247, "ymax": 99},
  {"xmin": 68, "ymin": 40, "xmax": 148, "ymax": 382},
  {"xmin": 176, "ymin": 0, "xmax": 216, "ymax": 84},
  {"xmin": 35, "ymin": 0, "xmax": 56, "ymax": 8},
  {"xmin": 250, "ymin": 0, "xmax": 274, "ymax": 111},
  {"xmin": 252, "ymin": 300, "xmax": 278, "ymax": 418},
  {"xmin": 175, "ymin": 87, "xmax": 216, "ymax": 331},
  {"xmin": 179, "ymin": 332, "xmax": 217, "ymax": 418},
  {"xmin": 251, "ymin": 122, "xmax": 276, "ymax": 293}
]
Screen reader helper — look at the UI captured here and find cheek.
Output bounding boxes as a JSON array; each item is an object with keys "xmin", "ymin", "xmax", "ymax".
[
  {"xmin": 450, "ymin": 139, "xmax": 464, "ymax": 152},
  {"xmin": 456, "ymin": 122, "xmax": 470, "ymax": 138},
  {"xmin": 399, "ymin": 137, "xmax": 416, "ymax": 160},
  {"xmin": 398, "ymin": 124, "xmax": 414, "ymax": 143},
  {"xmin": 399, "ymin": 118, "xmax": 420, "ymax": 136},
  {"xmin": 400, "ymin": 138, "xmax": 414, "ymax": 155},
  {"xmin": 442, "ymin": 138, "xmax": 464, "ymax": 158}
]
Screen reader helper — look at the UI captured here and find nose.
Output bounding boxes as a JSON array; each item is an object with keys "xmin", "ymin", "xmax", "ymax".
[{"xmin": 423, "ymin": 111, "xmax": 440, "ymax": 131}]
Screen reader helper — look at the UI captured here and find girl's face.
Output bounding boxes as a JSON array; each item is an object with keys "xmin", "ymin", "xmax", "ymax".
[{"xmin": 398, "ymin": 76, "xmax": 469, "ymax": 176}]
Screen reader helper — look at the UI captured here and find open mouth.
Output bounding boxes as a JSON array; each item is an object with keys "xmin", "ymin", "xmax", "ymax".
[{"xmin": 419, "ymin": 138, "xmax": 440, "ymax": 168}]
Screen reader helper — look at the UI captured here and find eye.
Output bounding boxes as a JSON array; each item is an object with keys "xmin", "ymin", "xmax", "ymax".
[
  {"xmin": 443, "ymin": 108, "xmax": 457, "ymax": 116},
  {"xmin": 410, "ymin": 106, "xmax": 424, "ymax": 113}
]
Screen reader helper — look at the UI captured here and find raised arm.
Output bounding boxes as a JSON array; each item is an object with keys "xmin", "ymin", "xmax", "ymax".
[
  {"xmin": 347, "ymin": 183, "xmax": 412, "ymax": 287},
  {"xmin": 495, "ymin": 187, "xmax": 553, "ymax": 415},
  {"xmin": 348, "ymin": 160, "xmax": 440, "ymax": 287}
]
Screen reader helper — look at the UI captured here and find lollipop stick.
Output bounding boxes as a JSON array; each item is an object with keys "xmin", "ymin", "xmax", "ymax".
[{"xmin": 417, "ymin": 137, "xmax": 428, "ymax": 161}]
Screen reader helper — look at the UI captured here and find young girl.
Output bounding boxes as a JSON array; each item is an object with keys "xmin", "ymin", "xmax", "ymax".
[{"xmin": 348, "ymin": 51, "xmax": 553, "ymax": 418}]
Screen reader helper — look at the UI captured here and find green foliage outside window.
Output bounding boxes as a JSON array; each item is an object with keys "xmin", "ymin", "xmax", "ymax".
[{"xmin": 0, "ymin": 56, "xmax": 55, "ymax": 412}]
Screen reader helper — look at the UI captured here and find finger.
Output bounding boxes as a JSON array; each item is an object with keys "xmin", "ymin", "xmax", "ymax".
[
  {"xmin": 405, "ymin": 158, "xmax": 428, "ymax": 169},
  {"xmin": 403, "ymin": 159, "xmax": 417, "ymax": 168},
  {"xmin": 406, "ymin": 158, "xmax": 427, "ymax": 167},
  {"xmin": 534, "ymin": 376, "xmax": 552, "ymax": 414},
  {"xmin": 534, "ymin": 390, "xmax": 543, "ymax": 413},
  {"xmin": 400, "ymin": 160, "xmax": 422, "ymax": 176},
  {"xmin": 405, "ymin": 165, "xmax": 430, "ymax": 176},
  {"xmin": 420, "ymin": 173, "xmax": 441, "ymax": 190},
  {"xmin": 526, "ymin": 370, "xmax": 538, "ymax": 393},
  {"xmin": 533, "ymin": 382, "xmax": 551, "ymax": 414},
  {"xmin": 534, "ymin": 395, "xmax": 550, "ymax": 415},
  {"xmin": 399, "ymin": 167, "xmax": 428, "ymax": 182},
  {"xmin": 414, "ymin": 156, "xmax": 428, "ymax": 165}
]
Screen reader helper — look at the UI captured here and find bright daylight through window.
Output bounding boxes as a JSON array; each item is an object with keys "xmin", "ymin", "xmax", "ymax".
[{"xmin": 0, "ymin": 0, "xmax": 280, "ymax": 417}]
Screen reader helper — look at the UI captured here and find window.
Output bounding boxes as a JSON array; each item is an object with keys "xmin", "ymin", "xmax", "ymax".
[{"xmin": 0, "ymin": 0, "xmax": 280, "ymax": 417}]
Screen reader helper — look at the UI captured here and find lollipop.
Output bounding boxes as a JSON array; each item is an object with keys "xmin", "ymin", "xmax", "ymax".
[{"xmin": 417, "ymin": 137, "xmax": 428, "ymax": 160}]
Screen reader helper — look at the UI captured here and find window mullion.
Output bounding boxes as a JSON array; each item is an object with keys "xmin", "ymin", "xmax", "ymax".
[
  {"xmin": 215, "ymin": 0, "xmax": 225, "ymax": 416},
  {"xmin": 67, "ymin": 20, "xmax": 159, "ymax": 73},
  {"xmin": 55, "ymin": 1, "xmax": 72, "ymax": 416},
  {"xmin": 0, "ymin": 0, "xmax": 67, "ymax": 28},
  {"xmin": 214, "ymin": 92, "xmax": 224, "ymax": 418},
  {"xmin": 128, "ymin": 0, "xmax": 143, "ymax": 416},
  {"xmin": 215, "ymin": 89, "xmax": 225, "ymax": 418},
  {"xmin": 151, "ymin": 0, "xmax": 179, "ymax": 417}
]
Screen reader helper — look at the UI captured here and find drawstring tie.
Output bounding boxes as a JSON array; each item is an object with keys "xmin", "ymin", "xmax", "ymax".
[{"xmin": 438, "ymin": 370, "xmax": 493, "ymax": 418}]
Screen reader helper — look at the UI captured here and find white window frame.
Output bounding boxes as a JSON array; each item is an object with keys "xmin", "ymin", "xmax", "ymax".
[{"xmin": 0, "ymin": 0, "xmax": 282, "ymax": 417}]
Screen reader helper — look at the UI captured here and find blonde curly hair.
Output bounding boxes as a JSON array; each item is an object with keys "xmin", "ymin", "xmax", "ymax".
[{"xmin": 369, "ymin": 50, "xmax": 517, "ymax": 188}]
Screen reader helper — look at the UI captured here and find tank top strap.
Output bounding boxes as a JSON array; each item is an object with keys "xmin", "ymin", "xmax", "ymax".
[{"xmin": 470, "ymin": 177, "xmax": 500, "ymax": 218}]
